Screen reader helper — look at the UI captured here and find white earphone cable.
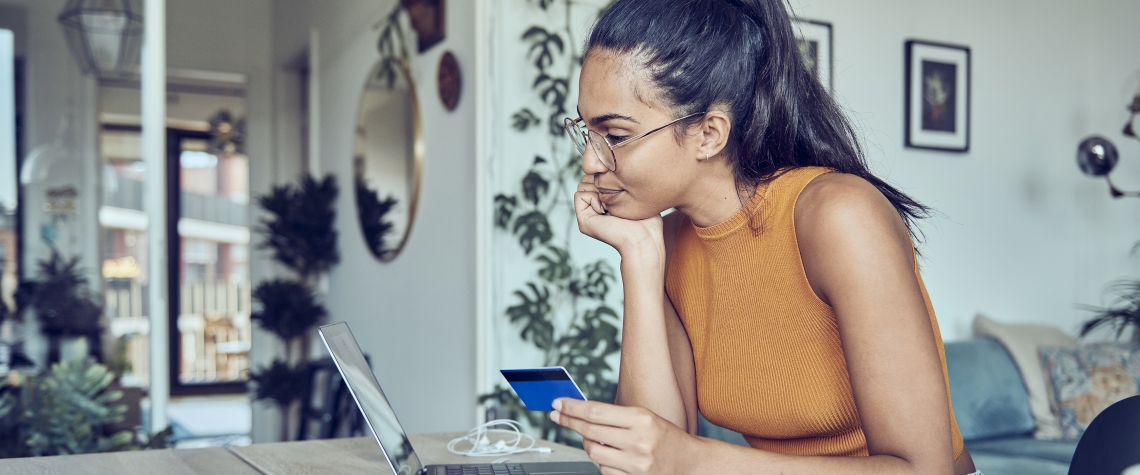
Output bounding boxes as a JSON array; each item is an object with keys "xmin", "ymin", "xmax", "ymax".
[{"xmin": 446, "ymin": 419, "xmax": 553, "ymax": 457}]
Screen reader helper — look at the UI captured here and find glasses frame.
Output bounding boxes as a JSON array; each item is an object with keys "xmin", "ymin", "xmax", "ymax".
[{"xmin": 563, "ymin": 111, "xmax": 708, "ymax": 172}]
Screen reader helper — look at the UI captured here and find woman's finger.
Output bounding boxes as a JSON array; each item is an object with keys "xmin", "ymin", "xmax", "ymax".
[
  {"xmin": 575, "ymin": 190, "xmax": 605, "ymax": 216},
  {"xmin": 553, "ymin": 411, "xmax": 630, "ymax": 449},
  {"xmin": 582, "ymin": 439, "xmax": 629, "ymax": 473},
  {"xmin": 556, "ymin": 399, "xmax": 648, "ymax": 429},
  {"xmin": 599, "ymin": 466, "xmax": 630, "ymax": 475}
]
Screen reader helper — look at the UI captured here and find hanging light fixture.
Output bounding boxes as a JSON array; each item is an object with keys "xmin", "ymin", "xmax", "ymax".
[
  {"xmin": 1076, "ymin": 80, "xmax": 1140, "ymax": 199},
  {"xmin": 57, "ymin": 0, "xmax": 143, "ymax": 82}
]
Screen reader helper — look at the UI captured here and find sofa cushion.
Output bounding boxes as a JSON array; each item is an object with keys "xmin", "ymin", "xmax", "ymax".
[
  {"xmin": 974, "ymin": 313, "xmax": 1076, "ymax": 439},
  {"xmin": 965, "ymin": 436, "xmax": 1078, "ymax": 463},
  {"xmin": 945, "ymin": 339, "xmax": 1036, "ymax": 441},
  {"xmin": 969, "ymin": 450, "xmax": 1070, "ymax": 475},
  {"xmin": 1040, "ymin": 343, "xmax": 1140, "ymax": 440}
]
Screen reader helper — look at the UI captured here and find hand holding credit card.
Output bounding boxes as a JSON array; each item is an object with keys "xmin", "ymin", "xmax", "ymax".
[{"xmin": 500, "ymin": 367, "xmax": 587, "ymax": 412}]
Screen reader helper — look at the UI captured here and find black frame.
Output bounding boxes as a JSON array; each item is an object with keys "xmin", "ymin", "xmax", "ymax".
[
  {"xmin": 904, "ymin": 39, "xmax": 971, "ymax": 152},
  {"xmin": 166, "ymin": 128, "xmax": 247, "ymax": 396},
  {"xmin": 793, "ymin": 18, "xmax": 833, "ymax": 93},
  {"xmin": 14, "ymin": 57, "xmax": 23, "ymax": 282}
]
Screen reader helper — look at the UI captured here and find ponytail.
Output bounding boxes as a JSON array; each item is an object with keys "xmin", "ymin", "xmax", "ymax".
[{"xmin": 587, "ymin": 0, "xmax": 930, "ymax": 237}]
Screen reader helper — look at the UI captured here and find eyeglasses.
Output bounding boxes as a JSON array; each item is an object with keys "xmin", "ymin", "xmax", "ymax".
[{"xmin": 563, "ymin": 112, "xmax": 708, "ymax": 172}]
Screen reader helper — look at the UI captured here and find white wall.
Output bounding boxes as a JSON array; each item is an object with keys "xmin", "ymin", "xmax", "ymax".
[
  {"xmin": 784, "ymin": 0, "xmax": 1140, "ymax": 339},
  {"xmin": 272, "ymin": 0, "xmax": 480, "ymax": 435}
]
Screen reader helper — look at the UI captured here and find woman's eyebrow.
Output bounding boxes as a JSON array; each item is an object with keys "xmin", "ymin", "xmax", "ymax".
[{"xmin": 584, "ymin": 111, "xmax": 640, "ymax": 127}]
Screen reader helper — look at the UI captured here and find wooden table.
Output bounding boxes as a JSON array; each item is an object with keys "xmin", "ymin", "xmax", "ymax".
[
  {"xmin": 0, "ymin": 446, "xmax": 262, "ymax": 475},
  {"xmin": 0, "ymin": 433, "xmax": 594, "ymax": 474}
]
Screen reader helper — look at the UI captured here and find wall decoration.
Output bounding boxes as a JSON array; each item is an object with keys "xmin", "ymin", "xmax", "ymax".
[
  {"xmin": 437, "ymin": 51, "xmax": 462, "ymax": 111},
  {"xmin": 399, "ymin": 0, "xmax": 445, "ymax": 53},
  {"xmin": 792, "ymin": 19, "xmax": 832, "ymax": 92},
  {"xmin": 905, "ymin": 40, "xmax": 970, "ymax": 152}
]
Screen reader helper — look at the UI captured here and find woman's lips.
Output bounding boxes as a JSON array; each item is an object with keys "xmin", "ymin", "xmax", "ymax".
[{"xmin": 597, "ymin": 187, "xmax": 624, "ymax": 205}]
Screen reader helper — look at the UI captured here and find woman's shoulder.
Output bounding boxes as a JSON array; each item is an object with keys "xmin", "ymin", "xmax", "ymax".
[
  {"xmin": 795, "ymin": 171, "xmax": 913, "ymax": 259},
  {"xmin": 793, "ymin": 170, "xmax": 907, "ymax": 248}
]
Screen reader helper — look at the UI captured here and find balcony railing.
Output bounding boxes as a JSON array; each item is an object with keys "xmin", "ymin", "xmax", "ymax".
[
  {"xmin": 105, "ymin": 279, "xmax": 252, "ymax": 386},
  {"xmin": 104, "ymin": 176, "xmax": 248, "ymax": 227}
]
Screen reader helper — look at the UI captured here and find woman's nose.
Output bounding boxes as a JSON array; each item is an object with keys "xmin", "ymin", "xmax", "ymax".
[{"xmin": 580, "ymin": 146, "xmax": 609, "ymax": 175}]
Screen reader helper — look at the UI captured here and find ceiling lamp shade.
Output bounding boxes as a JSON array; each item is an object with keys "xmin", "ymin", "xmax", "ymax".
[{"xmin": 57, "ymin": 0, "xmax": 143, "ymax": 82}]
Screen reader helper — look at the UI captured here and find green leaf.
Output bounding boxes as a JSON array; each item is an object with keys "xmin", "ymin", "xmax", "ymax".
[
  {"xmin": 494, "ymin": 194, "xmax": 518, "ymax": 229},
  {"xmin": 522, "ymin": 171, "xmax": 550, "ymax": 205},
  {"xmin": 539, "ymin": 78, "xmax": 568, "ymax": 107},
  {"xmin": 570, "ymin": 260, "xmax": 616, "ymax": 300},
  {"xmin": 536, "ymin": 246, "xmax": 573, "ymax": 283},
  {"xmin": 511, "ymin": 108, "xmax": 542, "ymax": 132},
  {"xmin": 251, "ymin": 279, "xmax": 327, "ymax": 341},
  {"xmin": 506, "ymin": 283, "xmax": 555, "ymax": 350},
  {"xmin": 258, "ymin": 173, "xmax": 340, "ymax": 276},
  {"xmin": 512, "ymin": 211, "xmax": 553, "ymax": 255},
  {"xmin": 249, "ymin": 360, "xmax": 309, "ymax": 409}
]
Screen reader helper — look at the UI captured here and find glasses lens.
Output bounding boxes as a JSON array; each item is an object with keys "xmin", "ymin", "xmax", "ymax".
[
  {"xmin": 587, "ymin": 129, "xmax": 616, "ymax": 171},
  {"xmin": 563, "ymin": 118, "xmax": 587, "ymax": 154}
]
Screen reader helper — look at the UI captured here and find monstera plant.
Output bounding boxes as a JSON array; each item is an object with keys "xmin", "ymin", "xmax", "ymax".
[{"xmin": 480, "ymin": 0, "xmax": 621, "ymax": 446}]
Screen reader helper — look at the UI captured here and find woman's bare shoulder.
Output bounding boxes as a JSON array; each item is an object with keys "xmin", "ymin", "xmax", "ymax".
[{"xmin": 795, "ymin": 172, "xmax": 910, "ymax": 244}]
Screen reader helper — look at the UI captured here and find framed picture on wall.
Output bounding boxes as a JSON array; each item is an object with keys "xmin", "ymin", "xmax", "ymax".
[
  {"xmin": 793, "ymin": 19, "xmax": 833, "ymax": 92},
  {"xmin": 905, "ymin": 40, "xmax": 970, "ymax": 152}
]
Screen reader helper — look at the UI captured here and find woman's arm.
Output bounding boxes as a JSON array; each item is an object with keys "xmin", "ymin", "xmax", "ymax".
[
  {"xmin": 555, "ymin": 173, "xmax": 970, "ymax": 475},
  {"xmin": 575, "ymin": 175, "xmax": 695, "ymax": 431},
  {"xmin": 615, "ymin": 212, "xmax": 699, "ymax": 434}
]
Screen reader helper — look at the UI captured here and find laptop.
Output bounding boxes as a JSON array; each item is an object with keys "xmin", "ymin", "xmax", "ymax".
[{"xmin": 318, "ymin": 322, "xmax": 602, "ymax": 475}]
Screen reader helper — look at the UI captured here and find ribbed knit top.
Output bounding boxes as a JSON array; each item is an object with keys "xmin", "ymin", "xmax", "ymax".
[{"xmin": 664, "ymin": 166, "xmax": 964, "ymax": 458}]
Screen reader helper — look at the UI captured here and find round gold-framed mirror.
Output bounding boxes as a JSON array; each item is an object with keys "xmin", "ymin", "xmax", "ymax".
[{"xmin": 353, "ymin": 58, "xmax": 423, "ymax": 262}]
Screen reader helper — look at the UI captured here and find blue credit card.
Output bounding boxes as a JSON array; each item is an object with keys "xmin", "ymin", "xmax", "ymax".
[{"xmin": 500, "ymin": 367, "xmax": 587, "ymax": 412}]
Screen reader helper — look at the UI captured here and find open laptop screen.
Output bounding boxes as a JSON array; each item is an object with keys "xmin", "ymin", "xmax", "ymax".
[{"xmin": 319, "ymin": 322, "xmax": 423, "ymax": 475}]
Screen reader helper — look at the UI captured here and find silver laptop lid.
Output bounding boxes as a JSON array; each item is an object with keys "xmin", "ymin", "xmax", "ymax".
[{"xmin": 319, "ymin": 322, "xmax": 424, "ymax": 475}]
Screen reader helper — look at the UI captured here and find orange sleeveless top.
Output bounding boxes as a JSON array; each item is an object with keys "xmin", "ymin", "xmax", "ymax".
[{"xmin": 665, "ymin": 166, "xmax": 964, "ymax": 458}]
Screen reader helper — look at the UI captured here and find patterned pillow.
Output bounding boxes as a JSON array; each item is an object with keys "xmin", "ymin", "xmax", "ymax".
[{"xmin": 1039, "ymin": 343, "xmax": 1140, "ymax": 440}]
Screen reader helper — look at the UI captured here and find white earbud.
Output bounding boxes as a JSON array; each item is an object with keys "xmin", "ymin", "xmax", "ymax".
[{"xmin": 447, "ymin": 420, "xmax": 554, "ymax": 458}]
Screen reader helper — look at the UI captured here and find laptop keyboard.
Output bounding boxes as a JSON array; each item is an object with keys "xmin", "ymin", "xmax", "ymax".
[{"xmin": 436, "ymin": 464, "xmax": 527, "ymax": 475}]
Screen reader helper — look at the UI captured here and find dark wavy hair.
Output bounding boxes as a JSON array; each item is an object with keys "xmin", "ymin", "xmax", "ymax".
[{"xmin": 587, "ymin": 0, "xmax": 929, "ymax": 236}]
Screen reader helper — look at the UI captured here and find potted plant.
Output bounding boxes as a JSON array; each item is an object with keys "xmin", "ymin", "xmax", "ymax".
[
  {"xmin": 248, "ymin": 173, "xmax": 339, "ymax": 441},
  {"xmin": 1080, "ymin": 280, "xmax": 1140, "ymax": 344},
  {"xmin": 0, "ymin": 345, "xmax": 173, "ymax": 458},
  {"xmin": 15, "ymin": 247, "xmax": 103, "ymax": 363}
]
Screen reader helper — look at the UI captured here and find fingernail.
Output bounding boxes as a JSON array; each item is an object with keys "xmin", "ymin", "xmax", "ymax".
[
  {"xmin": 552, "ymin": 399, "xmax": 563, "ymax": 411},
  {"xmin": 550, "ymin": 410, "xmax": 561, "ymax": 423}
]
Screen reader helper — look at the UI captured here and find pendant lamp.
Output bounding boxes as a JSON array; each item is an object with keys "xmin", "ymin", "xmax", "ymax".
[{"xmin": 57, "ymin": 0, "xmax": 143, "ymax": 82}]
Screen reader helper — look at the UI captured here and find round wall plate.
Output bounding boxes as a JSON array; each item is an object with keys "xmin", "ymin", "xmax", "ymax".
[{"xmin": 437, "ymin": 51, "xmax": 461, "ymax": 111}]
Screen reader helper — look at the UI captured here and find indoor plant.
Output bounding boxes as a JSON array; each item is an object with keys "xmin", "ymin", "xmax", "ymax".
[
  {"xmin": 1080, "ymin": 279, "xmax": 1140, "ymax": 344},
  {"xmin": 248, "ymin": 173, "xmax": 339, "ymax": 441},
  {"xmin": 16, "ymin": 246, "xmax": 103, "ymax": 363}
]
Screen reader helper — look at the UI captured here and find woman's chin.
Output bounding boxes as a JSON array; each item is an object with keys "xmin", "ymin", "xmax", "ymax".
[{"xmin": 606, "ymin": 203, "xmax": 666, "ymax": 221}]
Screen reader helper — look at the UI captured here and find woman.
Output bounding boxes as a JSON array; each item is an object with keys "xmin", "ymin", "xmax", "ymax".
[{"xmin": 551, "ymin": 0, "xmax": 978, "ymax": 474}]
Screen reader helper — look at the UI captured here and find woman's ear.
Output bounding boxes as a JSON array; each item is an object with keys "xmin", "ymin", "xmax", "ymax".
[{"xmin": 698, "ymin": 111, "xmax": 731, "ymax": 160}]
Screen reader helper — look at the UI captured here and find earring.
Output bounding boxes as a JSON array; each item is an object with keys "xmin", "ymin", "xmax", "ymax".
[{"xmin": 704, "ymin": 153, "xmax": 709, "ymax": 161}]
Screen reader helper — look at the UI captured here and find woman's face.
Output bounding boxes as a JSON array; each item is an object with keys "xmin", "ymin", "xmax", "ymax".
[{"xmin": 576, "ymin": 49, "xmax": 704, "ymax": 220}]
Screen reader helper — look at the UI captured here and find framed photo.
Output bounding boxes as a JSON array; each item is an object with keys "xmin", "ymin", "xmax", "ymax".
[
  {"xmin": 793, "ymin": 19, "xmax": 832, "ymax": 92},
  {"xmin": 400, "ymin": 0, "xmax": 446, "ymax": 53},
  {"xmin": 905, "ymin": 40, "xmax": 970, "ymax": 152}
]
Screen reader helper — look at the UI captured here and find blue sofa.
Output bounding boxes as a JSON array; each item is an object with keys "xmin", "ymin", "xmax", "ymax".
[{"xmin": 696, "ymin": 338, "xmax": 1076, "ymax": 475}]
